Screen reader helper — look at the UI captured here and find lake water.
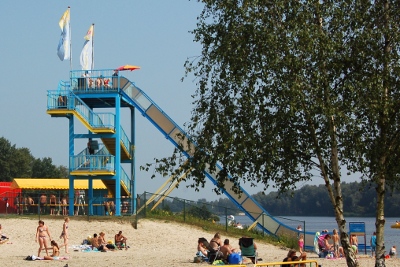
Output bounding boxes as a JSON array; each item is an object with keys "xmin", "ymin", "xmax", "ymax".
[{"xmin": 222, "ymin": 215, "xmax": 400, "ymax": 250}]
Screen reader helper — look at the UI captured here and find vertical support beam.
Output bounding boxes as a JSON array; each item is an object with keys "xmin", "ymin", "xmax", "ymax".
[
  {"xmin": 88, "ymin": 178, "xmax": 93, "ymax": 215},
  {"xmin": 68, "ymin": 115, "xmax": 75, "ymax": 216},
  {"xmin": 115, "ymin": 94, "xmax": 121, "ymax": 216},
  {"xmin": 131, "ymin": 107, "xmax": 136, "ymax": 214}
]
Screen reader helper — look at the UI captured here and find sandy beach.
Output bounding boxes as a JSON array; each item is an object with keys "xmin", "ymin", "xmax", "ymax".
[{"xmin": 0, "ymin": 216, "xmax": 398, "ymax": 267}]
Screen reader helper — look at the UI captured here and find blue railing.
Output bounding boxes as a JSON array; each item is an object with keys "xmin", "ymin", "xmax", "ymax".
[
  {"xmin": 69, "ymin": 154, "xmax": 115, "ymax": 172},
  {"xmin": 120, "ymin": 126, "xmax": 131, "ymax": 155},
  {"xmin": 70, "ymin": 69, "xmax": 120, "ymax": 92},
  {"xmin": 120, "ymin": 167, "xmax": 131, "ymax": 194},
  {"xmin": 47, "ymin": 90, "xmax": 115, "ymax": 131}
]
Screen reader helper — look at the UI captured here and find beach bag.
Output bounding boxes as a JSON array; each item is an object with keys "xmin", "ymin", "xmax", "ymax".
[
  {"xmin": 193, "ymin": 256, "xmax": 203, "ymax": 263},
  {"xmin": 228, "ymin": 253, "xmax": 242, "ymax": 264},
  {"xmin": 106, "ymin": 244, "xmax": 115, "ymax": 249}
]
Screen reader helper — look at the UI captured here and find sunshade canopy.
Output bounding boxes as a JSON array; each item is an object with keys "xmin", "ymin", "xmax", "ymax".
[
  {"xmin": 115, "ymin": 65, "xmax": 141, "ymax": 71},
  {"xmin": 10, "ymin": 178, "xmax": 107, "ymax": 190}
]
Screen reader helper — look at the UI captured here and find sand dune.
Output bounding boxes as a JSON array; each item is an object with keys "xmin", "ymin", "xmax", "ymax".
[{"xmin": 0, "ymin": 216, "xmax": 397, "ymax": 267}]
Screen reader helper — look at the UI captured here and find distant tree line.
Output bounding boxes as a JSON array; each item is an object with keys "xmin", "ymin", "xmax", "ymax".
[
  {"xmin": 252, "ymin": 182, "xmax": 400, "ymax": 217},
  {"xmin": 0, "ymin": 137, "xmax": 68, "ymax": 181},
  {"xmin": 150, "ymin": 181, "xmax": 400, "ymax": 218}
]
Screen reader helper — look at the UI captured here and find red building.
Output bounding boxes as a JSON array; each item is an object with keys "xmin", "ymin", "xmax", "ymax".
[{"xmin": 0, "ymin": 182, "xmax": 21, "ymax": 214}]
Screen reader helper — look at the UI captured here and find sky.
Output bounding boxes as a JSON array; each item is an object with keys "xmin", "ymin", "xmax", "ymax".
[{"xmin": 0, "ymin": 1, "xmax": 354, "ymax": 202}]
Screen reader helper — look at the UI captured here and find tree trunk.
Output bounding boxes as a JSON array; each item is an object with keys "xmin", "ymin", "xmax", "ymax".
[{"xmin": 374, "ymin": 176, "xmax": 386, "ymax": 267}]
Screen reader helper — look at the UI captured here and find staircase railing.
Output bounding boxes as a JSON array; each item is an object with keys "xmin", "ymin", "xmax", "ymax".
[
  {"xmin": 120, "ymin": 167, "xmax": 131, "ymax": 194},
  {"xmin": 119, "ymin": 126, "xmax": 131, "ymax": 155},
  {"xmin": 47, "ymin": 90, "xmax": 115, "ymax": 131}
]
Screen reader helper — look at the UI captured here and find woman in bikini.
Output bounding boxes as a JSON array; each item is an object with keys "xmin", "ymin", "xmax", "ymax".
[
  {"xmin": 35, "ymin": 220, "xmax": 51, "ymax": 257},
  {"xmin": 210, "ymin": 232, "xmax": 223, "ymax": 250},
  {"xmin": 44, "ymin": 240, "xmax": 60, "ymax": 260},
  {"xmin": 59, "ymin": 217, "xmax": 70, "ymax": 253}
]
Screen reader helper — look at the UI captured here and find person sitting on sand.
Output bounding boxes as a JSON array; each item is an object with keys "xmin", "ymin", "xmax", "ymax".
[
  {"xmin": 43, "ymin": 240, "xmax": 64, "ymax": 260},
  {"xmin": 91, "ymin": 233, "xmax": 107, "ymax": 251},
  {"xmin": 0, "ymin": 224, "xmax": 9, "ymax": 241},
  {"xmin": 282, "ymin": 249, "xmax": 307, "ymax": 267},
  {"xmin": 220, "ymin": 239, "xmax": 238, "ymax": 260},
  {"xmin": 210, "ymin": 232, "xmax": 223, "ymax": 250},
  {"xmin": 115, "ymin": 231, "xmax": 128, "ymax": 250},
  {"xmin": 99, "ymin": 232, "xmax": 115, "ymax": 250},
  {"xmin": 196, "ymin": 238, "xmax": 209, "ymax": 259}
]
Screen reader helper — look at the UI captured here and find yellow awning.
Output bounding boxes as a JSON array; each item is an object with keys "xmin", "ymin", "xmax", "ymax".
[{"xmin": 10, "ymin": 178, "xmax": 107, "ymax": 190}]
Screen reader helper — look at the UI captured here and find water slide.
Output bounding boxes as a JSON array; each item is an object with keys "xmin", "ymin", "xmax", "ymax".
[{"xmin": 118, "ymin": 77, "xmax": 316, "ymax": 250}]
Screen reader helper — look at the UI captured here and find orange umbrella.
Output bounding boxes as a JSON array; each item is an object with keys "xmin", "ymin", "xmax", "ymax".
[{"xmin": 115, "ymin": 65, "xmax": 141, "ymax": 71}]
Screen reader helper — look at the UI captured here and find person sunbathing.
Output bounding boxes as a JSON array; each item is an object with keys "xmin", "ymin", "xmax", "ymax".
[
  {"xmin": 220, "ymin": 239, "xmax": 237, "ymax": 260},
  {"xmin": 210, "ymin": 232, "xmax": 223, "ymax": 250},
  {"xmin": 196, "ymin": 238, "xmax": 209, "ymax": 259},
  {"xmin": 115, "ymin": 231, "xmax": 128, "ymax": 250},
  {"xmin": 43, "ymin": 240, "xmax": 67, "ymax": 260},
  {"xmin": 0, "ymin": 224, "xmax": 9, "ymax": 241},
  {"xmin": 91, "ymin": 233, "xmax": 107, "ymax": 251}
]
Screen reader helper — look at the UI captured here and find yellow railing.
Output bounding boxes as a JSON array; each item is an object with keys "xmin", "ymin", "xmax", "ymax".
[{"xmin": 254, "ymin": 259, "xmax": 319, "ymax": 266}]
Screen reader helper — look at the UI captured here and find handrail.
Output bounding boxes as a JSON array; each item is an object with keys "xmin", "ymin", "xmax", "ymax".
[
  {"xmin": 119, "ymin": 126, "xmax": 131, "ymax": 155},
  {"xmin": 69, "ymin": 154, "xmax": 115, "ymax": 172},
  {"xmin": 254, "ymin": 259, "xmax": 318, "ymax": 266},
  {"xmin": 47, "ymin": 90, "xmax": 115, "ymax": 131},
  {"xmin": 69, "ymin": 69, "xmax": 119, "ymax": 92},
  {"xmin": 120, "ymin": 167, "xmax": 131, "ymax": 194}
]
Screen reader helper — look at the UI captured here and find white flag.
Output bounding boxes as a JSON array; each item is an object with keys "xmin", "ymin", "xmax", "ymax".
[{"xmin": 80, "ymin": 24, "xmax": 94, "ymax": 70}]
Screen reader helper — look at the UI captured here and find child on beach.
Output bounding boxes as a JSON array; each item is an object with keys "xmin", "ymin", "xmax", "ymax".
[
  {"xmin": 298, "ymin": 234, "xmax": 304, "ymax": 254},
  {"xmin": 370, "ymin": 232, "xmax": 376, "ymax": 257},
  {"xmin": 389, "ymin": 245, "xmax": 397, "ymax": 258},
  {"xmin": 332, "ymin": 229, "xmax": 339, "ymax": 258},
  {"xmin": 350, "ymin": 234, "xmax": 358, "ymax": 254}
]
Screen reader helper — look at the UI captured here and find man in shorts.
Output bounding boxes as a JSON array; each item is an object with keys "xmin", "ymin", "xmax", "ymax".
[{"xmin": 114, "ymin": 231, "xmax": 128, "ymax": 250}]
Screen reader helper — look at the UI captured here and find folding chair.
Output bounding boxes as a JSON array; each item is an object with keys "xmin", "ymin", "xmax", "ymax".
[
  {"xmin": 208, "ymin": 246, "xmax": 224, "ymax": 264},
  {"xmin": 239, "ymin": 237, "xmax": 258, "ymax": 264}
]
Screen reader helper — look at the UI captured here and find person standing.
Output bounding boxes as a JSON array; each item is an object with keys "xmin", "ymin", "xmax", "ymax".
[
  {"xmin": 389, "ymin": 245, "xmax": 397, "ymax": 258},
  {"xmin": 49, "ymin": 194, "xmax": 56, "ymax": 215},
  {"xmin": 35, "ymin": 220, "xmax": 51, "ymax": 257},
  {"xmin": 28, "ymin": 196, "xmax": 34, "ymax": 213},
  {"xmin": 59, "ymin": 217, "xmax": 70, "ymax": 253},
  {"xmin": 61, "ymin": 195, "xmax": 68, "ymax": 216},
  {"xmin": 298, "ymin": 234, "xmax": 305, "ymax": 254},
  {"xmin": 39, "ymin": 194, "xmax": 47, "ymax": 215},
  {"xmin": 350, "ymin": 234, "xmax": 359, "ymax": 254},
  {"xmin": 370, "ymin": 232, "xmax": 377, "ymax": 257},
  {"xmin": 332, "ymin": 229, "xmax": 340, "ymax": 257}
]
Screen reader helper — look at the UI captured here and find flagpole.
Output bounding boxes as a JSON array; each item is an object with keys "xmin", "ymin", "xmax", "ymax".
[
  {"xmin": 91, "ymin": 23, "xmax": 95, "ymax": 71},
  {"xmin": 68, "ymin": 6, "xmax": 72, "ymax": 70}
]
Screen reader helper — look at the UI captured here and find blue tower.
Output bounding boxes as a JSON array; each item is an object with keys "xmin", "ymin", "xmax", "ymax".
[{"xmin": 47, "ymin": 69, "xmax": 136, "ymax": 216}]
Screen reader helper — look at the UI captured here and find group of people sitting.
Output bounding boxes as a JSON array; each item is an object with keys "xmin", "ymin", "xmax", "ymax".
[
  {"xmin": 89, "ymin": 230, "xmax": 128, "ymax": 251},
  {"xmin": 196, "ymin": 232, "xmax": 258, "ymax": 264}
]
